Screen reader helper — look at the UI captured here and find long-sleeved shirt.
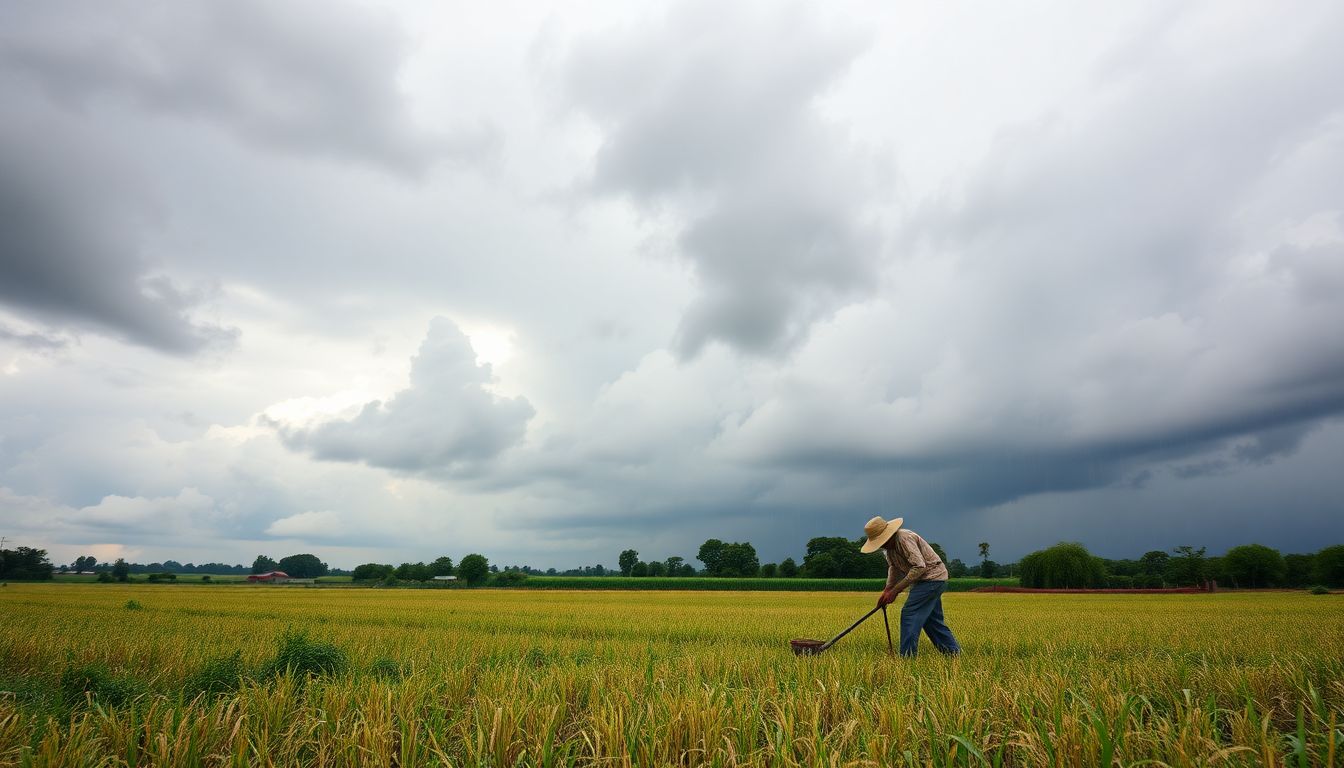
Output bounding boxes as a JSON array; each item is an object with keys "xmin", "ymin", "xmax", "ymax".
[{"xmin": 883, "ymin": 529, "xmax": 949, "ymax": 593}]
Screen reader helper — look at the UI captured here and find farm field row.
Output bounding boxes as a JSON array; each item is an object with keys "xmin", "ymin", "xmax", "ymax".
[{"xmin": 1, "ymin": 584, "xmax": 1340, "ymax": 766}]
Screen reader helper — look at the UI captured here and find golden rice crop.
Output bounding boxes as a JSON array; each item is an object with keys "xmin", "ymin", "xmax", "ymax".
[{"xmin": 0, "ymin": 584, "xmax": 1340, "ymax": 767}]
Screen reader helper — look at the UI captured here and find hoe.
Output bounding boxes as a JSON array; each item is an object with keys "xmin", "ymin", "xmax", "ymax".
[{"xmin": 790, "ymin": 604, "xmax": 894, "ymax": 656}]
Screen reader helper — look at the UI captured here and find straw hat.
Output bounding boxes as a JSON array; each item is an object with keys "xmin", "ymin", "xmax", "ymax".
[{"xmin": 860, "ymin": 515, "xmax": 904, "ymax": 553}]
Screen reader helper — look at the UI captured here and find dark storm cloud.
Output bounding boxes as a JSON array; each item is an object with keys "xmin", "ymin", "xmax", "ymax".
[
  {"xmin": 563, "ymin": 1, "xmax": 884, "ymax": 357},
  {"xmin": 639, "ymin": 4, "xmax": 1344, "ymax": 535},
  {"xmin": 0, "ymin": 109, "xmax": 237, "ymax": 354},
  {"xmin": 0, "ymin": 0, "xmax": 492, "ymax": 175},
  {"xmin": 278, "ymin": 318, "xmax": 534, "ymax": 474}
]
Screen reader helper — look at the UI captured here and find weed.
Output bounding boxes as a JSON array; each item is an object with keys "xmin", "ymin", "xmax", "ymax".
[
  {"xmin": 58, "ymin": 661, "xmax": 142, "ymax": 707},
  {"xmin": 260, "ymin": 628, "xmax": 348, "ymax": 679},
  {"xmin": 185, "ymin": 650, "xmax": 247, "ymax": 696}
]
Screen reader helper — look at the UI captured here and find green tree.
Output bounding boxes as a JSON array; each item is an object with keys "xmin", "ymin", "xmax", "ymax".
[
  {"xmin": 696, "ymin": 540, "xmax": 725, "ymax": 575},
  {"xmin": 394, "ymin": 562, "xmax": 431, "ymax": 581},
  {"xmin": 647, "ymin": 560, "xmax": 666, "ymax": 577},
  {"xmin": 979, "ymin": 559, "xmax": 1000, "ymax": 579},
  {"xmin": 1315, "ymin": 545, "xmax": 1344, "ymax": 587},
  {"xmin": 759, "ymin": 562, "xmax": 777, "ymax": 578},
  {"xmin": 352, "ymin": 563, "xmax": 394, "ymax": 581},
  {"xmin": 251, "ymin": 555, "xmax": 278, "ymax": 574},
  {"xmin": 1283, "ymin": 553, "xmax": 1316, "ymax": 587},
  {"xmin": 277, "ymin": 554, "xmax": 328, "ymax": 579},
  {"xmin": 618, "ymin": 549, "xmax": 639, "ymax": 577},
  {"xmin": 429, "ymin": 556, "xmax": 454, "ymax": 577},
  {"xmin": 1223, "ymin": 544, "xmax": 1285, "ymax": 588},
  {"xmin": 978, "ymin": 542, "xmax": 990, "ymax": 561},
  {"xmin": 664, "ymin": 556, "xmax": 684, "ymax": 574},
  {"xmin": 1167, "ymin": 546, "xmax": 1208, "ymax": 586},
  {"xmin": 930, "ymin": 542, "xmax": 948, "ymax": 563},
  {"xmin": 1139, "ymin": 551, "xmax": 1170, "ymax": 578},
  {"xmin": 778, "ymin": 557, "xmax": 798, "ymax": 577},
  {"xmin": 112, "ymin": 558, "xmax": 130, "ymax": 582},
  {"xmin": 1102, "ymin": 559, "xmax": 1142, "ymax": 577},
  {"xmin": 947, "ymin": 559, "xmax": 969, "ymax": 578},
  {"xmin": 1019, "ymin": 543, "xmax": 1106, "ymax": 588},
  {"xmin": 631, "ymin": 561, "xmax": 650, "ymax": 577},
  {"xmin": 804, "ymin": 537, "xmax": 855, "ymax": 578},
  {"xmin": 458, "ymin": 554, "xmax": 490, "ymax": 585},
  {"xmin": 0, "ymin": 547, "xmax": 54, "ymax": 580},
  {"xmin": 717, "ymin": 542, "xmax": 759, "ymax": 577},
  {"xmin": 804, "ymin": 552, "xmax": 841, "ymax": 578}
]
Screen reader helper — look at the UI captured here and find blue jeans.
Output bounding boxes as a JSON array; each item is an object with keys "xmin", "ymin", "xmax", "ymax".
[{"xmin": 900, "ymin": 580, "xmax": 960, "ymax": 657}]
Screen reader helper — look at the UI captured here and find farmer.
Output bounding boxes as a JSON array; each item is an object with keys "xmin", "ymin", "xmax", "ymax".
[{"xmin": 862, "ymin": 516, "xmax": 961, "ymax": 657}]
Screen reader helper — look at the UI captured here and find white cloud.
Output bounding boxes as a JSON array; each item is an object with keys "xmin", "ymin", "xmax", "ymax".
[{"xmin": 265, "ymin": 510, "xmax": 341, "ymax": 538}]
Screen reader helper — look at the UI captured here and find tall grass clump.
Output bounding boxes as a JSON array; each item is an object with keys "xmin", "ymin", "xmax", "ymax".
[
  {"xmin": 259, "ymin": 628, "xmax": 348, "ymax": 679},
  {"xmin": 59, "ymin": 660, "xmax": 143, "ymax": 707},
  {"xmin": 184, "ymin": 650, "xmax": 247, "ymax": 696}
]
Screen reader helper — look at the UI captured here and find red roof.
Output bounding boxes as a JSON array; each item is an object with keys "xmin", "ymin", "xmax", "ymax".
[{"xmin": 247, "ymin": 571, "xmax": 290, "ymax": 581}]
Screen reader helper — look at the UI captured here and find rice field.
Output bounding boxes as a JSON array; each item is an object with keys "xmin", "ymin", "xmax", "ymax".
[{"xmin": 1, "ymin": 584, "xmax": 1341, "ymax": 767}]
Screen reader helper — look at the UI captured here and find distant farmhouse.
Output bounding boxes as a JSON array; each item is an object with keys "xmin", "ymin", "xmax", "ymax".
[{"xmin": 246, "ymin": 571, "xmax": 315, "ymax": 584}]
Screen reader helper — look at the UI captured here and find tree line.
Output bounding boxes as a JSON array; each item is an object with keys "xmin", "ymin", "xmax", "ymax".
[
  {"xmin": 612, "ymin": 537, "xmax": 993, "ymax": 579},
  {"xmin": 1018, "ymin": 541, "xmax": 1344, "ymax": 589},
  {"xmin": 5, "ymin": 538, "xmax": 1343, "ymax": 588}
]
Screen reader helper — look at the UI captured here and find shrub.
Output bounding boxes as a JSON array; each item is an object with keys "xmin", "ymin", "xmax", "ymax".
[
  {"xmin": 1137, "ymin": 574, "xmax": 1165, "ymax": 589},
  {"xmin": 1310, "ymin": 585, "xmax": 1330, "ymax": 595},
  {"xmin": 260, "ymin": 629, "xmax": 349, "ymax": 679},
  {"xmin": 494, "ymin": 571, "xmax": 528, "ymax": 586},
  {"xmin": 353, "ymin": 563, "xmax": 395, "ymax": 581},
  {"xmin": 201, "ymin": 575, "xmax": 211, "ymax": 583},
  {"xmin": 1019, "ymin": 543, "xmax": 1107, "ymax": 588},
  {"xmin": 123, "ymin": 599, "xmax": 142, "ymax": 611},
  {"xmin": 1106, "ymin": 575, "xmax": 1134, "ymax": 589},
  {"xmin": 59, "ymin": 661, "xmax": 143, "ymax": 707},
  {"xmin": 96, "ymin": 572, "xmax": 114, "ymax": 583},
  {"xmin": 186, "ymin": 650, "xmax": 247, "ymax": 696}
]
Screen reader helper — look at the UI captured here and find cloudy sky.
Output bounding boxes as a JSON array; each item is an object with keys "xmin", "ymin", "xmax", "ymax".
[{"xmin": 2, "ymin": 0, "xmax": 1342, "ymax": 570}]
